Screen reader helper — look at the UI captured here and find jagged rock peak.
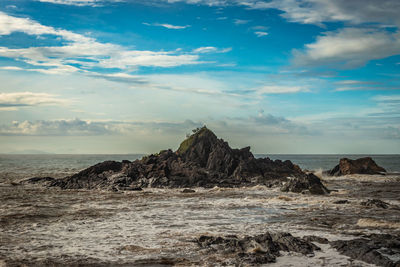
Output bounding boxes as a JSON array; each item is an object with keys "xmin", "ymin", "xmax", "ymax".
[{"xmin": 176, "ymin": 126, "xmax": 218, "ymax": 154}]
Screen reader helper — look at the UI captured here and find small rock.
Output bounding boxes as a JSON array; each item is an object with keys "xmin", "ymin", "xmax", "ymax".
[
  {"xmin": 129, "ymin": 187, "xmax": 143, "ymax": 191},
  {"xmin": 333, "ymin": 200, "xmax": 349, "ymax": 204},
  {"xmin": 280, "ymin": 174, "xmax": 330, "ymax": 195},
  {"xmin": 181, "ymin": 189, "xmax": 196, "ymax": 193},
  {"xmin": 360, "ymin": 199, "xmax": 389, "ymax": 209}
]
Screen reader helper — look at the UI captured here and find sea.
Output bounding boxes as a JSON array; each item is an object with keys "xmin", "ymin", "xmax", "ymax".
[
  {"xmin": 1, "ymin": 154, "xmax": 399, "ymax": 266},
  {"xmin": 0, "ymin": 154, "xmax": 399, "ymax": 181}
]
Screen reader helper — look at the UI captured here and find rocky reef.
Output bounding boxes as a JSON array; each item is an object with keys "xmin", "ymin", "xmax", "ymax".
[
  {"xmin": 27, "ymin": 127, "xmax": 329, "ymax": 194},
  {"xmin": 196, "ymin": 232, "xmax": 319, "ymax": 265},
  {"xmin": 328, "ymin": 157, "xmax": 386, "ymax": 176},
  {"xmin": 332, "ymin": 234, "xmax": 400, "ymax": 267}
]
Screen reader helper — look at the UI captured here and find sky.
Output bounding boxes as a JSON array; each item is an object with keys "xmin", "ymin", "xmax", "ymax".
[{"xmin": 0, "ymin": 0, "xmax": 399, "ymax": 154}]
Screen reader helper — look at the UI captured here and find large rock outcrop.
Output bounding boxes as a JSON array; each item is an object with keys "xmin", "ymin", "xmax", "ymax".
[
  {"xmin": 36, "ymin": 127, "xmax": 328, "ymax": 194},
  {"xmin": 328, "ymin": 157, "xmax": 386, "ymax": 176}
]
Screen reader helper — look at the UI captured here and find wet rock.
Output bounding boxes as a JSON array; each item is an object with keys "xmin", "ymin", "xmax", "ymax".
[
  {"xmin": 22, "ymin": 176, "xmax": 55, "ymax": 184},
  {"xmin": 197, "ymin": 232, "xmax": 319, "ymax": 264},
  {"xmin": 280, "ymin": 173, "xmax": 330, "ymax": 195},
  {"xmin": 331, "ymin": 234, "xmax": 400, "ymax": 267},
  {"xmin": 48, "ymin": 127, "xmax": 329, "ymax": 194},
  {"xmin": 181, "ymin": 189, "xmax": 196, "ymax": 193},
  {"xmin": 361, "ymin": 199, "xmax": 389, "ymax": 209},
  {"xmin": 333, "ymin": 200, "xmax": 349, "ymax": 204},
  {"xmin": 119, "ymin": 186, "xmax": 143, "ymax": 191},
  {"xmin": 303, "ymin": 235, "xmax": 329, "ymax": 244},
  {"xmin": 328, "ymin": 157, "xmax": 386, "ymax": 176}
]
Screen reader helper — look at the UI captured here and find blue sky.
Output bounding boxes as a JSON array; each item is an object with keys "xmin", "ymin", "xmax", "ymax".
[{"xmin": 0, "ymin": 0, "xmax": 399, "ymax": 154}]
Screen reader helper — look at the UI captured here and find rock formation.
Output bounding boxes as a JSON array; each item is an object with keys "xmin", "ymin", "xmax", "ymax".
[
  {"xmin": 328, "ymin": 157, "xmax": 386, "ymax": 176},
  {"xmin": 332, "ymin": 234, "xmax": 400, "ymax": 267},
  {"xmin": 196, "ymin": 232, "xmax": 319, "ymax": 264},
  {"xmin": 28, "ymin": 127, "xmax": 328, "ymax": 194}
]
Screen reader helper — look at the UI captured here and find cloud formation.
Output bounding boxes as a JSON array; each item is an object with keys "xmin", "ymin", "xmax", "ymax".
[
  {"xmin": 37, "ymin": 0, "xmax": 106, "ymax": 6},
  {"xmin": 192, "ymin": 46, "xmax": 232, "ymax": 54},
  {"xmin": 254, "ymin": 31, "xmax": 268, "ymax": 37},
  {"xmin": 0, "ymin": 115, "xmax": 311, "ymax": 137},
  {"xmin": 161, "ymin": 0, "xmax": 400, "ymax": 27},
  {"xmin": 0, "ymin": 12, "xmax": 205, "ymax": 75},
  {"xmin": 257, "ymin": 85, "xmax": 309, "ymax": 94},
  {"xmin": 0, "ymin": 92, "xmax": 67, "ymax": 110},
  {"xmin": 143, "ymin": 22, "xmax": 190, "ymax": 29},
  {"xmin": 293, "ymin": 28, "xmax": 400, "ymax": 68}
]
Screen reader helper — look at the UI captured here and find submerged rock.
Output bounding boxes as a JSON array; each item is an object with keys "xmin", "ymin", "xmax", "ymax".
[
  {"xmin": 196, "ymin": 232, "xmax": 319, "ymax": 264},
  {"xmin": 328, "ymin": 157, "xmax": 386, "ymax": 176},
  {"xmin": 31, "ymin": 127, "xmax": 328, "ymax": 194},
  {"xmin": 333, "ymin": 200, "xmax": 349, "ymax": 204},
  {"xmin": 332, "ymin": 234, "xmax": 400, "ymax": 267},
  {"xmin": 361, "ymin": 199, "xmax": 390, "ymax": 209},
  {"xmin": 181, "ymin": 189, "xmax": 196, "ymax": 193},
  {"xmin": 302, "ymin": 235, "xmax": 329, "ymax": 244},
  {"xmin": 21, "ymin": 176, "xmax": 55, "ymax": 185}
]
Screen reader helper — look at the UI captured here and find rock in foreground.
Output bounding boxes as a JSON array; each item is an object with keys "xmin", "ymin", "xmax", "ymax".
[
  {"xmin": 332, "ymin": 234, "xmax": 400, "ymax": 267},
  {"xmin": 28, "ymin": 127, "xmax": 328, "ymax": 194},
  {"xmin": 328, "ymin": 157, "xmax": 386, "ymax": 176},
  {"xmin": 196, "ymin": 232, "xmax": 319, "ymax": 265}
]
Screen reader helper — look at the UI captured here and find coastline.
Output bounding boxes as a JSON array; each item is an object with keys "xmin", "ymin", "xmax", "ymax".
[{"xmin": 1, "ymin": 168, "xmax": 399, "ymax": 266}]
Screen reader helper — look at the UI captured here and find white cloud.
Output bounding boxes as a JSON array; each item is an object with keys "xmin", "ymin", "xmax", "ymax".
[
  {"xmin": 0, "ymin": 119, "xmax": 117, "ymax": 136},
  {"xmin": 0, "ymin": 66, "xmax": 23, "ymax": 71},
  {"xmin": 0, "ymin": 92, "xmax": 68, "ymax": 109},
  {"xmin": 0, "ymin": 12, "xmax": 205, "ymax": 74},
  {"xmin": 233, "ymin": 19, "xmax": 250, "ymax": 25},
  {"xmin": 192, "ymin": 46, "xmax": 232, "ymax": 53},
  {"xmin": 36, "ymin": 0, "xmax": 106, "ymax": 6},
  {"xmin": 242, "ymin": 0, "xmax": 400, "ymax": 27},
  {"xmin": 159, "ymin": 0, "xmax": 400, "ymax": 27},
  {"xmin": 254, "ymin": 31, "xmax": 268, "ymax": 37},
  {"xmin": 373, "ymin": 95, "xmax": 400, "ymax": 102},
  {"xmin": 334, "ymin": 86, "xmax": 400, "ymax": 92},
  {"xmin": 257, "ymin": 85, "xmax": 309, "ymax": 94},
  {"xmin": 251, "ymin": 25, "xmax": 268, "ymax": 30},
  {"xmin": 143, "ymin": 22, "xmax": 190, "ymax": 29},
  {"xmin": 293, "ymin": 28, "xmax": 400, "ymax": 68},
  {"xmin": 335, "ymin": 80, "xmax": 376, "ymax": 85}
]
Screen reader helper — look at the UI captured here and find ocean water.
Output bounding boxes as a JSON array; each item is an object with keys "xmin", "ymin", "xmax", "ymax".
[
  {"xmin": 0, "ymin": 154, "xmax": 399, "ymax": 182},
  {"xmin": 262, "ymin": 154, "xmax": 400, "ymax": 173},
  {"xmin": 1, "ymin": 153, "xmax": 399, "ymax": 266}
]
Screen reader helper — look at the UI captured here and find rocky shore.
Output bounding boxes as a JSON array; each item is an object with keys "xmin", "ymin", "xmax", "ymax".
[
  {"xmin": 5, "ymin": 128, "xmax": 398, "ymax": 266},
  {"xmin": 26, "ymin": 127, "xmax": 329, "ymax": 194}
]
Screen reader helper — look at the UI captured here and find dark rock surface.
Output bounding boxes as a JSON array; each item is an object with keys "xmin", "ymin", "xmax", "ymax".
[
  {"xmin": 26, "ymin": 127, "xmax": 329, "ymax": 194},
  {"xmin": 333, "ymin": 200, "xmax": 349, "ymax": 204},
  {"xmin": 303, "ymin": 235, "xmax": 330, "ymax": 244},
  {"xmin": 361, "ymin": 199, "xmax": 390, "ymax": 209},
  {"xmin": 21, "ymin": 176, "xmax": 55, "ymax": 185},
  {"xmin": 280, "ymin": 174, "xmax": 330, "ymax": 194},
  {"xmin": 181, "ymin": 189, "xmax": 196, "ymax": 193},
  {"xmin": 196, "ymin": 232, "xmax": 319, "ymax": 264},
  {"xmin": 328, "ymin": 157, "xmax": 386, "ymax": 176},
  {"xmin": 331, "ymin": 234, "xmax": 400, "ymax": 267}
]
